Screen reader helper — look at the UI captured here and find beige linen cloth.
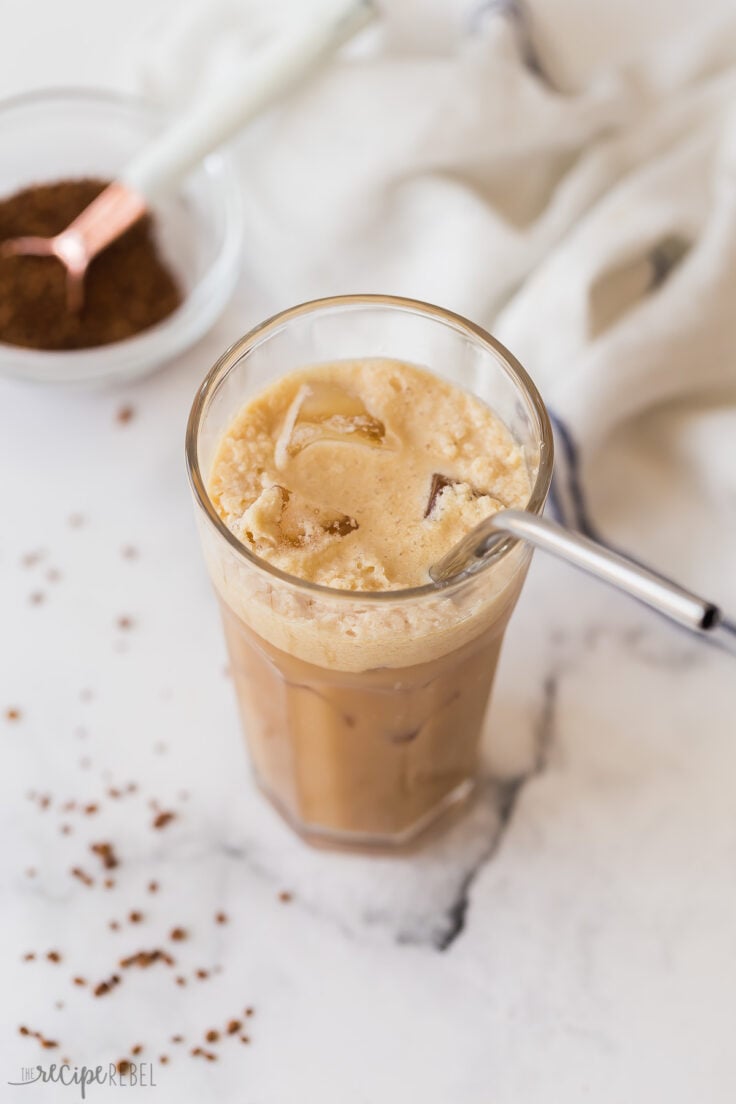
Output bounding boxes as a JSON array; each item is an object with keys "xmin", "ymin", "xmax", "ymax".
[{"xmin": 144, "ymin": 0, "xmax": 736, "ymax": 599}]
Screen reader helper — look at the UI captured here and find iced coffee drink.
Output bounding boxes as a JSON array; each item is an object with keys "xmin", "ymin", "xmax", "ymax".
[{"xmin": 187, "ymin": 297, "xmax": 552, "ymax": 847}]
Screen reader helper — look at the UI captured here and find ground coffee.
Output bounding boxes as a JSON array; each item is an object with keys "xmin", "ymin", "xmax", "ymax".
[{"xmin": 0, "ymin": 179, "xmax": 182, "ymax": 351}]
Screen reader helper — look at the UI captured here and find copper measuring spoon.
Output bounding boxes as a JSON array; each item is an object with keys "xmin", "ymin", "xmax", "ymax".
[{"xmin": 0, "ymin": 0, "xmax": 377, "ymax": 312}]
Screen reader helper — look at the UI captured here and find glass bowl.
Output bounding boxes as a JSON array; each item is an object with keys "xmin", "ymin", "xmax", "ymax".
[{"xmin": 0, "ymin": 88, "xmax": 244, "ymax": 387}]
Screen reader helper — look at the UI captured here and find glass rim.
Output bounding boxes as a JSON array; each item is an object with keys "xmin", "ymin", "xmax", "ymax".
[{"xmin": 185, "ymin": 293, "xmax": 554, "ymax": 602}]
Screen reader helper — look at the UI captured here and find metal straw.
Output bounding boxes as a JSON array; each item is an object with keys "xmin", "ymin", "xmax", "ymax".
[{"xmin": 430, "ymin": 509, "xmax": 736, "ymax": 655}]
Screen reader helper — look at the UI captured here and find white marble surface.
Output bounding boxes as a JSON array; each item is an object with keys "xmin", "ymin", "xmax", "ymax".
[{"xmin": 2, "ymin": 4, "xmax": 736, "ymax": 1102}]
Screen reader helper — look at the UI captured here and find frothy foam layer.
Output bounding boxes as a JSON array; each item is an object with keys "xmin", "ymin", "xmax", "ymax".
[{"xmin": 209, "ymin": 358, "xmax": 530, "ymax": 591}]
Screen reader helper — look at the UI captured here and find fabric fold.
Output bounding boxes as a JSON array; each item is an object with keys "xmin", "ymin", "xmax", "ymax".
[{"xmin": 141, "ymin": 0, "xmax": 736, "ymax": 553}]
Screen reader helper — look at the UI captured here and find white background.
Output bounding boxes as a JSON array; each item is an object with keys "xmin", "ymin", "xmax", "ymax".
[{"xmin": 1, "ymin": 2, "xmax": 735, "ymax": 1102}]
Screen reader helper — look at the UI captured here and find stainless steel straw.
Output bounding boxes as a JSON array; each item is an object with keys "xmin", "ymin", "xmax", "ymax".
[{"xmin": 431, "ymin": 509, "xmax": 736, "ymax": 654}]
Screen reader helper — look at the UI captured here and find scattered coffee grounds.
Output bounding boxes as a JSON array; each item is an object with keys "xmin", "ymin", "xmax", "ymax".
[
  {"xmin": 5, "ymin": 707, "xmax": 21, "ymax": 721},
  {"xmin": 122, "ymin": 545, "xmax": 139, "ymax": 560},
  {"xmin": 116, "ymin": 1060, "xmax": 131, "ymax": 1076},
  {"xmin": 117, "ymin": 616, "xmax": 134, "ymax": 631},
  {"xmin": 191, "ymin": 1047, "xmax": 217, "ymax": 1062},
  {"xmin": 46, "ymin": 568, "xmax": 61, "ymax": 583},
  {"xmin": 152, "ymin": 810, "xmax": 176, "ymax": 830},
  {"xmin": 104, "ymin": 878, "xmax": 116, "ymax": 889},
  {"xmin": 70, "ymin": 515, "xmax": 86, "ymax": 530},
  {"xmin": 21, "ymin": 550, "xmax": 44, "ymax": 567},
  {"xmin": 89, "ymin": 843, "xmax": 118, "ymax": 869},
  {"xmin": 84, "ymin": 804, "xmax": 99, "ymax": 816},
  {"xmin": 277, "ymin": 890, "xmax": 293, "ymax": 904},
  {"xmin": 93, "ymin": 974, "xmax": 121, "ymax": 997},
  {"xmin": 19, "ymin": 1026, "xmax": 59, "ymax": 1049},
  {"xmin": 120, "ymin": 949, "xmax": 174, "ymax": 970},
  {"xmin": 29, "ymin": 591, "xmax": 45, "ymax": 605},
  {"xmin": 0, "ymin": 179, "xmax": 182, "ymax": 350},
  {"xmin": 116, "ymin": 405, "xmax": 135, "ymax": 425},
  {"xmin": 60, "ymin": 824, "xmax": 73, "ymax": 836},
  {"xmin": 71, "ymin": 867, "xmax": 94, "ymax": 887},
  {"xmin": 18, "ymin": 768, "xmax": 260, "ymax": 1069}
]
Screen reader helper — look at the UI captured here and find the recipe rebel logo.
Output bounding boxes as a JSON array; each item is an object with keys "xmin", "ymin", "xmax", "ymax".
[{"xmin": 8, "ymin": 1062, "xmax": 158, "ymax": 1097}]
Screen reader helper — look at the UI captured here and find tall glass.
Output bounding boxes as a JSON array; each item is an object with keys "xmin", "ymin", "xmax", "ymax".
[{"xmin": 186, "ymin": 296, "xmax": 553, "ymax": 848}]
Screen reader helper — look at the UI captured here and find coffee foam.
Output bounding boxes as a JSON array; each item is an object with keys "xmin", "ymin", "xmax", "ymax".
[{"xmin": 203, "ymin": 358, "xmax": 533, "ymax": 672}]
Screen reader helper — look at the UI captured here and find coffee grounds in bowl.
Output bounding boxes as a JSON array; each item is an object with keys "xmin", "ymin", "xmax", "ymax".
[{"xmin": 0, "ymin": 179, "xmax": 182, "ymax": 350}]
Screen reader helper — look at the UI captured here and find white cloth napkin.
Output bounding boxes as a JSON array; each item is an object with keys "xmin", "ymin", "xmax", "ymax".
[{"xmin": 142, "ymin": 0, "xmax": 736, "ymax": 601}]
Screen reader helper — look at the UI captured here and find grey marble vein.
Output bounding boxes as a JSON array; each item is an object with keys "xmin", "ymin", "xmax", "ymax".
[{"xmin": 436, "ymin": 672, "xmax": 559, "ymax": 950}]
